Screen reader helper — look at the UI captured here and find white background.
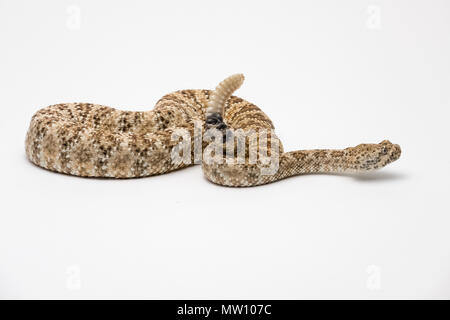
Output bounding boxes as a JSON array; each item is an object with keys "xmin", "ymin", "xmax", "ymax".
[{"xmin": 0, "ymin": 0, "xmax": 449, "ymax": 299}]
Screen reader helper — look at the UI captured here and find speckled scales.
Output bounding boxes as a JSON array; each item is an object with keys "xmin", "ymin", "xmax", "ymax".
[{"xmin": 25, "ymin": 75, "xmax": 401, "ymax": 186}]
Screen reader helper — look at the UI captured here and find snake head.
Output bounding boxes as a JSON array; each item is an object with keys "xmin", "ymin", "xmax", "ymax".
[
  {"xmin": 352, "ymin": 140, "xmax": 401, "ymax": 170},
  {"xmin": 379, "ymin": 140, "xmax": 401, "ymax": 164}
]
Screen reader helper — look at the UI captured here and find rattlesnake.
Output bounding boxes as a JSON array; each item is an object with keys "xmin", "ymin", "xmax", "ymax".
[{"xmin": 25, "ymin": 74, "xmax": 401, "ymax": 186}]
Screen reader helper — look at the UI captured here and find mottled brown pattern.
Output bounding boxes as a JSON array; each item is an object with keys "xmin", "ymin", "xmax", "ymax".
[{"xmin": 25, "ymin": 75, "xmax": 401, "ymax": 186}]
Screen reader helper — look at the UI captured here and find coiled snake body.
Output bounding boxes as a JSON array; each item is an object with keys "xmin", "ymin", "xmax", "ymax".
[{"xmin": 25, "ymin": 74, "xmax": 401, "ymax": 186}]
